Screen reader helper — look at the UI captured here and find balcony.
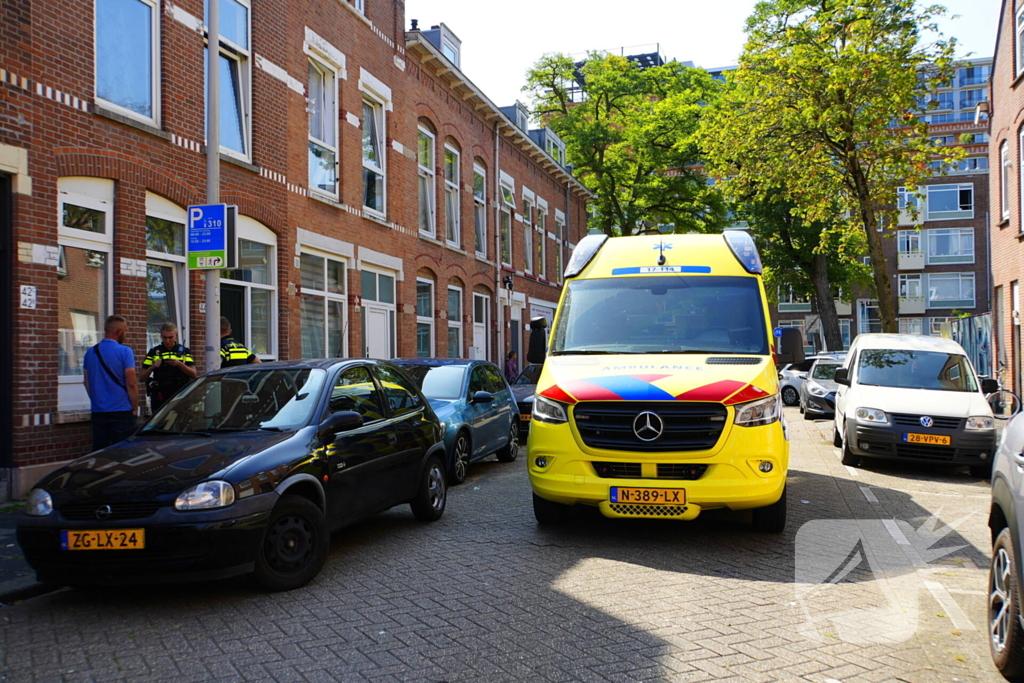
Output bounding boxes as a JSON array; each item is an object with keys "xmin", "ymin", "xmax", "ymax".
[
  {"xmin": 898, "ymin": 251, "xmax": 925, "ymax": 270},
  {"xmin": 778, "ymin": 302, "xmax": 812, "ymax": 313},
  {"xmin": 899, "ymin": 296, "xmax": 926, "ymax": 315},
  {"xmin": 834, "ymin": 300, "xmax": 852, "ymax": 315}
]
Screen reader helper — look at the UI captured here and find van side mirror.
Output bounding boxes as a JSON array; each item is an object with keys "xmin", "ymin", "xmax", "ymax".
[
  {"xmin": 318, "ymin": 410, "xmax": 363, "ymax": 438},
  {"xmin": 982, "ymin": 378, "xmax": 999, "ymax": 395},
  {"xmin": 833, "ymin": 368, "xmax": 850, "ymax": 386},
  {"xmin": 527, "ymin": 316, "xmax": 548, "ymax": 364},
  {"xmin": 775, "ymin": 328, "xmax": 805, "ymax": 365}
]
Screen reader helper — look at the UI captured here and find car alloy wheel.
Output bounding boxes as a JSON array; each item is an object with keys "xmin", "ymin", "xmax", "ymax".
[
  {"xmin": 496, "ymin": 419, "xmax": 519, "ymax": 462},
  {"xmin": 989, "ymin": 528, "xmax": 1024, "ymax": 678},
  {"xmin": 253, "ymin": 496, "xmax": 328, "ymax": 591},
  {"xmin": 411, "ymin": 456, "xmax": 447, "ymax": 522},
  {"xmin": 450, "ymin": 434, "xmax": 470, "ymax": 485},
  {"xmin": 782, "ymin": 386, "xmax": 799, "ymax": 406}
]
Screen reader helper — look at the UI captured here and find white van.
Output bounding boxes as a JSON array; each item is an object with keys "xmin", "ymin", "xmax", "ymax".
[{"xmin": 832, "ymin": 333, "xmax": 998, "ymax": 477}]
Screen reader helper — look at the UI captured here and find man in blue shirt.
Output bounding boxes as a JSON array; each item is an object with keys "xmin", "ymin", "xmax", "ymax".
[{"xmin": 83, "ymin": 314, "xmax": 139, "ymax": 451}]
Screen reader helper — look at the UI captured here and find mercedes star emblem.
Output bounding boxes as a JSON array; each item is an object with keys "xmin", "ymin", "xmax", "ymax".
[
  {"xmin": 919, "ymin": 416, "xmax": 934, "ymax": 428},
  {"xmin": 95, "ymin": 505, "xmax": 112, "ymax": 520},
  {"xmin": 633, "ymin": 411, "xmax": 665, "ymax": 442}
]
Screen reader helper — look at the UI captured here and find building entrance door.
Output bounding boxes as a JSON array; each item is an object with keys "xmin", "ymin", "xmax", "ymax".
[{"xmin": 364, "ymin": 306, "xmax": 390, "ymax": 358}]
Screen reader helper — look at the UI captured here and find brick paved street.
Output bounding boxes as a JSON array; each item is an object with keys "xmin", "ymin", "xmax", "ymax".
[{"xmin": 0, "ymin": 408, "xmax": 1006, "ymax": 682}]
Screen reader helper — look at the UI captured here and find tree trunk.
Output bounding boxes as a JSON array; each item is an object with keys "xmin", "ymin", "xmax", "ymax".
[
  {"xmin": 809, "ymin": 252, "xmax": 844, "ymax": 351},
  {"xmin": 849, "ymin": 167, "xmax": 897, "ymax": 332}
]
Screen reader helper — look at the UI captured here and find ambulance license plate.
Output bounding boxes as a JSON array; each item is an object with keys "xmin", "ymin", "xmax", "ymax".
[{"xmin": 610, "ymin": 487, "xmax": 686, "ymax": 505}]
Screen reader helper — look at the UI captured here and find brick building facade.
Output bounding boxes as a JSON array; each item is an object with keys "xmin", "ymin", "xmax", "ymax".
[{"xmin": 0, "ymin": 0, "xmax": 591, "ymax": 499}]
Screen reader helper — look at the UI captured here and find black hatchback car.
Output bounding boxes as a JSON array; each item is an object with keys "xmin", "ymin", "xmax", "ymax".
[{"xmin": 18, "ymin": 359, "xmax": 448, "ymax": 591}]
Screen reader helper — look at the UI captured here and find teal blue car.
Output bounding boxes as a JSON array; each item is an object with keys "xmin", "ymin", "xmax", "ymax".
[{"xmin": 392, "ymin": 359, "xmax": 519, "ymax": 485}]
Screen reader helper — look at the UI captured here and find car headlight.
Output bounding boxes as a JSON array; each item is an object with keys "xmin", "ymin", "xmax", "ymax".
[
  {"xmin": 734, "ymin": 394, "xmax": 782, "ymax": 427},
  {"xmin": 855, "ymin": 407, "xmax": 889, "ymax": 425},
  {"xmin": 25, "ymin": 488, "xmax": 53, "ymax": 517},
  {"xmin": 533, "ymin": 395, "xmax": 569, "ymax": 424},
  {"xmin": 174, "ymin": 480, "xmax": 236, "ymax": 511},
  {"xmin": 966, "ymin": 416, "xmax": 995, "ymax": 430},
  {"xmin": 807, "ymin": 381, "xmax": 828, "ymax": 397}
]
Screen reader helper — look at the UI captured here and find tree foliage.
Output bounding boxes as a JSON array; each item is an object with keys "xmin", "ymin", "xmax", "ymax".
[
  {"xmin": 525, "ymin": 53, "xmax": 728, "ymax": 236},
  {"xmin": 702, "ymin": 0, "xmax": 963, "ymax": 332}
]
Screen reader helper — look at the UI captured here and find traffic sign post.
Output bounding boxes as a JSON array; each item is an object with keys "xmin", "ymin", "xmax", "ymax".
[{"xmin": 187, "ymin": 204, "xmax": 236, "ymax": 270}]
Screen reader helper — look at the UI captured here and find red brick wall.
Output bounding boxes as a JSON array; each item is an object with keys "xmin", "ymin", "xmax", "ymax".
[{"xmin": 0, "ymin": 0, "xmax": 589, "ymax": 473}]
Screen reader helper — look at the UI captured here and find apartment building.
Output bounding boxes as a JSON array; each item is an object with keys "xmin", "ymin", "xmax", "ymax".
[
  {"xmin": 775, "ymin": 58, "xmax": 992, "ymax": 353},
  {"xmin": 0, "ymin": 1, "xmax": 590, "ymax": 498}
]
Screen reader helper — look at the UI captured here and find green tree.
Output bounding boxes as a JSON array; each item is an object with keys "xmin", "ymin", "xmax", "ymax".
[
  {"xmin": 744, "ymin": 196, "xmax": 869, "ymax": 350},
  {"xmin": 525, "ymin": 53, "xmax": 728, "ymax": 236},
  {"xmin": 702, "ymin": 0, "xmax": 963, "ymax": 332}
]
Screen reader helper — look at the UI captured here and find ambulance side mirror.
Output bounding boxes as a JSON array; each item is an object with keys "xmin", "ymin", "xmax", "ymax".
[
  {"xmin": 775, "ymin": 328, "xmax": 805, "ymax": 366},
  {"xmin": 527, "ymin": 317, "xmax": 548, "ymax": 365}
]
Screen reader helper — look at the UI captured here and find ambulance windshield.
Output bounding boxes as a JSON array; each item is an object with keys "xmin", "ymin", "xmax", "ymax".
[{"xmin": 550, "ymin": 276, "xmax": 769, "ymax": 356}]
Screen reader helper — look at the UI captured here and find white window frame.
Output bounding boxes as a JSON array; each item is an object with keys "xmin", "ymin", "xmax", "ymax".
[
  {"xmin": 418, "ymin": 127, "xmax": 436, "ymax": 237},
  {"xmin": 839, "ymin": 319, "xmax": 852, "ymax": 349},
  {"xmin": 358, "ymin": 68, "xmax": 392, "ymax": 219},
  {"xmin": 205, "ymin": 0, "xmax": 252, "ymax": 162},
  {"xmin": 899, "ymin": 273, "xmax": 923, "ymax": 297},
  {"xmin": 1019, "ymin": 129, "xmax": 1024, "ymax": 227},
  {"xmin": 416, "ymin": 277, "xmax": 435, "ymax": 357},
  {"xmin": 222, "ymin": 217, "xmax": 278, "ymax": 359},
  {"xmin": 1017, "ymin": 5, "xmax": 1024, "ymax": 77},
  {"xmin": 1003, "ymin": 140, "xmax": 1012, "ymax": 220},
  {"xmin": 925, "ymin": 227, "xmax": 974, "ymax": 265},
  {"xmin": 447, "ymin": 285, "xmax": 463, "ymax": 358},
  {"xmin": 899, "ymin": 318, "xmax": 924, "ymax": 335},
  {"xmin": 305, "ymin": 49, "xmax": 340, "ymax": 198},
  {"xmin": 926, "ymin": 272, "xmax": 976, "ymax": 309},
  {"xmin": 929, "ymin": 316, "xmax": 955, "ymax": 335},
  {"xmin": 858, "ymin": 299, "xmax": 881, "ymax": 334},
  {"xmin": 925, "ymin": 183, "xmax": 974, "ymax": 221},
  {"xmin": 897, "ymin": 229, "xmax": 921, "ymax": 255},
  {"xmin": 298, "ymin": 247, "xmax": 348, "ymax": 359},
  {"xmin": 444, "ymin": 144, "xmax": 461, "ymax": 247},
  {"xmin": 473, "ymin": 164, "xmax": 487, "ymax": 257},
  {"xmin": 351, "ymin": 0, "xmax": 364, "ymax": 14},
  {"xmin": 522, "ymin": 189, "xmax": 534, "ymax": 274},
  {"xmin": 555, "ymin": 210, "xmax": 565, "ymax": 284},
  {"xmin": 472, "ymin": 292, "xmax": 490, "ymax": 361},
  {"xmin": 359, "ymin": 264, "xmax": 397, "ymax": 359},
  {"xmin": 145, "ymin": 192, "xmax": 189, "ymax": 349},
  {"xmin": 57, "ymin": 178, "xmax": 116, "ymax": 411},
  {"xmin": 499, "ymin": 176, "xmax": 515, "ymax": 268},
  {"xmin": 535, "ymin": 198, "xmax": 547, "ymax": 281},
  {"xmin": 94, "ymin": 0, "xmax": 160, "ymax": 125},
  {"xmin": 441, "ymin": 38, "xmax": 460, "ymax": 68}
]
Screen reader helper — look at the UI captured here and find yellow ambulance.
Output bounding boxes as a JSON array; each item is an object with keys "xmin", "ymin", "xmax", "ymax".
[{"xmin": 526, "ymin": 232, "xmax": 803, "ymax": 532}]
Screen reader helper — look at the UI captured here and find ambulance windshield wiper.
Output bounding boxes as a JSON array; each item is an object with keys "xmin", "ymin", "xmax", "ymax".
[{"xmin": 647, "ymin": 349, "xmax": 735, "ymax": 354}]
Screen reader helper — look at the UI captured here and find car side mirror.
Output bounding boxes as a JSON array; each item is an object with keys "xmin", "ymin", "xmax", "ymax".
[
  {"xmin": 318, "ymin": 411, "xmax": 363, "ymax": 438},
  {"xmin": 797, "ymin": 372, "xmax": 808, "ymax": 380},
  {"xmin": 470, "ymin": 391, "xmax": 494, "ymax": 404},
  {"xmin": 982, "ymin": 378, "xmax": 1000, "ymax": 395},
  {"xmin": 527, "ymin": 316, "xmax": 548, "ymax": 364},
  {"xmin": 833, "ymin": 368, "xmax": 850, "ymax": 386},
  {"xmin": 775, "ymin": 328, "xmax": 805, "ymax": 366}
]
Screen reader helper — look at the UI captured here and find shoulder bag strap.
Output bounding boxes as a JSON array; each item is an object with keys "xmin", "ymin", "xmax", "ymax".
[{"xmin": 93, "ymin": 343, "xmax": 128, "ymax": 391}]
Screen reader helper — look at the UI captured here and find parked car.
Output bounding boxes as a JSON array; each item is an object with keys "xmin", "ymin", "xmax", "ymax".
[
  {"xmin": 798, "ymin": 357, "xmax": 845, "ymax": 420},
  {"xmin": 833, "ymin": 334, "xmax": 998, "ymax": 477},
  {"xmin": 510, "ymin": 363, "xmax": 543, "ymax": 434},
  {"xmin": 988, "ymin": 409, "xmax": 1024, "ymax": 680},
  {"xmin": 392, "ymin": 358, "xmax": 519, "ymax": 485},
  {"xmin": 779, "ymin": 353, "xmax": 842, "ymax": 406},
  {"xmin": 18, "ymin": 359, "xmax": 448, "ymax": 591}
]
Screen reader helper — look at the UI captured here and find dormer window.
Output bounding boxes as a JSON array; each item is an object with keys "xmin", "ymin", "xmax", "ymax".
[
  {"xmin": 441, "ymin": 39, "xmax": 459, "ymax": 67},
  {"xmin": 423, "ymin": 23, "xmax": 462, "ymax": 70}
]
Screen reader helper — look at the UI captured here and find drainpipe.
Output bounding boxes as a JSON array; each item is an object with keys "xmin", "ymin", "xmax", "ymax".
[
  {"xmin": 564, "ymin": 179, "xmax": 571, "ymax": 285},
  {"xmin": 494, "ymin": 120, "xmax": 503, "ymax": 364}
]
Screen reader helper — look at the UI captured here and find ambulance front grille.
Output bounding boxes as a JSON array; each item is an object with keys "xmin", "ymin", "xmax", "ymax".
[{"xmin": 573, "ymin": 402, "xmax": 727, "ymax": 452}]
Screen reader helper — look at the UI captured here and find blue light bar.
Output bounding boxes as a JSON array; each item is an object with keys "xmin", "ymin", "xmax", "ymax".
[
  {"xmin": 564, "ymin": 234, "xmax": 608, "ymax": 278},
  {"xmin": 723, "ymin": 231, "xmax": 763, "ymax": 274}
]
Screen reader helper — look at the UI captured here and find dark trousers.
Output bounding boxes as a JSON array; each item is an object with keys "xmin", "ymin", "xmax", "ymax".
[{"xmin": 91, "ymin": 411, "xmax": 136, "ymax": 452}]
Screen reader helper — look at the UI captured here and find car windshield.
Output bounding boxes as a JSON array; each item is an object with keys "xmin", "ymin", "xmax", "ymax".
[
  {"xmin": 515, "ymin": 364, "xmax": 542, "ymax": 385},
  {"xmin": 399, "ymin": 365, "xmax": 466, "ymax": 400},
  {"xmin": 550, "ymin": 275, "xmax": 769, "ymax": 355},
  {"xmin": 812, "ymin": 363, "xmax": 842, "ymax": 380},
  {"xmin": 142, "ymin": 368, "xmax": 328, "ymax": 433},
  {"xmin": 856, "ymin": 349, "xmax": 978, "ymax": 392}
]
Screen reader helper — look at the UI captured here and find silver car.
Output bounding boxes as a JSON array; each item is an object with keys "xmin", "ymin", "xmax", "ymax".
[
  {"xmin": 988, "ymin": 409, "xmax": 1024, "ymax": 679},
  {"xmin": 779, "ymin": 353, "xmax": 843, "ymax": 406},
  {"xmin": 798, "ymin": 358, "xmax": 844, "ymax": 420}
]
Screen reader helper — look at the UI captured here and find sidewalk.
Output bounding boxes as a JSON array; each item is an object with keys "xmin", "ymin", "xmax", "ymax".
[{"xmin": 0, "ymin": 504, "xmax": 45, "ymax": 603}]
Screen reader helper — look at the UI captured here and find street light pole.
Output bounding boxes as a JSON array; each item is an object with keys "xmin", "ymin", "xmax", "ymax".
[{"xmin": 204, "ymin": 0, "xmax": 220, "ymax": 373}]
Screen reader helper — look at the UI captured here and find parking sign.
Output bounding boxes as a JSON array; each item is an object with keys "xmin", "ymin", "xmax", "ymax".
[{"xmin": 187, "ymin": 204, "xmax": 237, "ymax": 269}]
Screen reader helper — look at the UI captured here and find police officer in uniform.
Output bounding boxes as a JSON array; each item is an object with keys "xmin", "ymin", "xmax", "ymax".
[
  {"xmin": 139, "ymin": 322, "xmax": 197, "ymax": 413},
  {"xmin": 220, "ymin": 316, "xmax": 262, "ymax": 368}
]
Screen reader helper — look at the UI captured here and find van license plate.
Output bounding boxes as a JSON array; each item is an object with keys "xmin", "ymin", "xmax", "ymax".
[
  {"xmin": 61, "ymin": 529, "xmax": 145, "ymax": 550},
  {"xmin": 610, "ymin": 487, "xmax": 686, "ymax": 505},
  {"xmin": 903, "ymin": 433, "xmax": 951, "ymax": 446}
]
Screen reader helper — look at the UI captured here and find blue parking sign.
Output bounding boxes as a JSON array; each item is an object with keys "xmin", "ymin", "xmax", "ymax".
[{"xmin": 187, "ymin": 204, "xmax": 235, "ymax": 269}]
